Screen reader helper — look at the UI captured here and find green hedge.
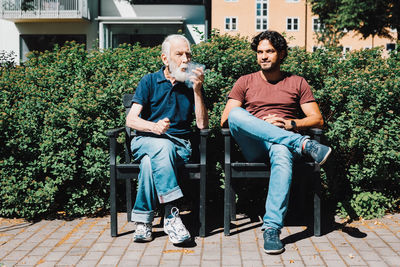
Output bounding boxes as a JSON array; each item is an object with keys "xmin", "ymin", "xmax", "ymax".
[{"xmin": 0, "ymin": 34, "xmax": 399, "ymax": 220}]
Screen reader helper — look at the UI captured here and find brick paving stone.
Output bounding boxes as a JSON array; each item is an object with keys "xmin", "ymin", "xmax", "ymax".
[
  {"xmin": 3, "ymin": 250, "xmax": 29, "ymax": 261},
  {"xmin": 75, "ymin": 260, "xmax": 99, "ymax": 267},
  {"xmin": 241, "ymin": 260, "xmax": 264, "ymax": 266},
  {"xmin": 139, "ymin": 254, "xmax": 162, "ymax": 266},
  {"xmin": 222, "ymin": 254, "xmax": 241, "ymax": 265},
  {"xmin": 301, "ymin": 254, "xmax": 325, "ymax": 265},
  {"xmin": 41, "ymin": 251, "xmax": 65, "ymax": 262},
  {"xmin": 324, "ymin": 259, "xmax": 347, "ymax": 267},
  {"xmin": 158, "ymin": 259, "xmax": 181, "ymax": 267},
  {"xmin": 28, "ymin": 246, "xmax": 52, "ymax": 256},
  {"xmin": 57, "ymin": 255, "xmax": 82, "ymax": 265},
  {"xmin": 103, "ymin": 246, "xmax": 125, "ymax": 256},
  {"xmin": 97, "ymin": 255, "xmax": 121, "ymax": 265},
  {"xmin": 381, "ymin": 256, "xmax": 400, "ymax": 266},
  {"xmin": 1, "ymin": 260, "xmax": 18, "ymax": 266},
  {"xmin": 161, "ymin": 251, "xmax": 183, "ymax": 260},
  {"xmin": 202, "ymin": 250, "xmax": 220, "ymax": 261},
  {"xmin": 319, "ymin": 251, "xmax": 343, "ymax": 261},
  {"xmin": 16, "ymin": 255, "xmax": 43, "ymax": 266},
  {"xmin": 297, "ymin": 246, "xmax": 318, "ymax": 256},
  {"xmin": 180, "ymin": 255, "xmax": 201, "ymax": 266},
  {"xmin": 200, "ymin": 260, "xmax": 222, "ymax": 267},
  {"xmin": 89, "ymin": 242, "xmax": 111, "ymax": 252},
  {"xmin": 36, "ymin": 261, "xmax": 59, "ymax": 267},
  {"xmin": 365, "ymin": 260, "xmax": 389, "ymax": 267},
  {"xmin": 358, "ymin": 250, "xmax": 383, "ymax": 261},
  {"xmin": 118, "ymin": 260, "xmax": 140, "ymax": 267}
]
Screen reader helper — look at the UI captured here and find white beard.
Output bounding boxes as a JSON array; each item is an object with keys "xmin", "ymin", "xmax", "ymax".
[{"xmin": 169, "ymin": 61, "xmax": 188, "ymax": 82}]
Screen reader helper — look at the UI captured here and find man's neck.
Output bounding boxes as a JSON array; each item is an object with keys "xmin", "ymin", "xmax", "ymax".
[
  {"xmin": 259, "ymin": 69, "xmax": 283, "ymax": 83},
  {"xmin": 164, "ymin": 67, "xmax": 177, "ymax": 85}
]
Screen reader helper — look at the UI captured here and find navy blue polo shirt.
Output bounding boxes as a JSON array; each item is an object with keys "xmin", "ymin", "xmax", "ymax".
[{"xmin": 132, "ymin": 67, "xmax": 195, "ymax": 136}]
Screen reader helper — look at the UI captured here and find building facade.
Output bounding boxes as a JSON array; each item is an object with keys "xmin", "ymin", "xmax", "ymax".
[
  {"xmin": 0, "ymin": 0, "xmax": 211, "ymax": 64},
  {"xmin": 212, "ymin": 0, "xmax": 397, "ymax": 55}
]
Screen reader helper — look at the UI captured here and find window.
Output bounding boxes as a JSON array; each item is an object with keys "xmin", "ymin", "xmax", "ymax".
[
  {"xmin": 343, "ymin": 46, "xmax": 351, "ymax": 55},
  {"xmin": 287, "ymin": 17, "xmax": 299, "ymax": 31},
  {"xmin": 131, "ymin": 0, "xmax": 203, "ymax": 4},
  {"xmin": 256, "ymin": 0, "xmax": 268, "ymax": 31},
  {"xmin": 20, "ymin": 34, "xmax": 86, "ymax": 62},
  {"xmin": 386, "ymin": 43, "xmax": 396, "ymax": 51},
  {"xmin": 225, "ymin": 17, "xmax": 238, "ymax": 31},
  {"xmin": 313, "ymin": 18, "xmax": 321, "ymax": 32}
]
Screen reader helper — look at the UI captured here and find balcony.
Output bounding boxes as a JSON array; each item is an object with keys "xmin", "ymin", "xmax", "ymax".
[{"xmin": 0, "ymin": 0, "xmax": 89, "ymax": 21}]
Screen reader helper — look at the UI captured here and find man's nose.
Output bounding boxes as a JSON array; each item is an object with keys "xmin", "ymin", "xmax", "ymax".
[
  {"xmin": 261, "ymin": 52, "xmax": 268, "ymax": 59},
  {"xmin": 181, "ymin": 53, "xmax": 189, "ymax": 63}
]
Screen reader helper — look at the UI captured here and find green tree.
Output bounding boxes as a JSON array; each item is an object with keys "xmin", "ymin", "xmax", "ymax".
[{"xmin": 309, "ymin": 0, "xmax": 400, "ymax": 45}]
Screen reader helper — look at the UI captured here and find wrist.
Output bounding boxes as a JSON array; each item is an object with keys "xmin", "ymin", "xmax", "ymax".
[{"xmin": 290, "ymin": 120, "xmax": 297, "ymax": 130}]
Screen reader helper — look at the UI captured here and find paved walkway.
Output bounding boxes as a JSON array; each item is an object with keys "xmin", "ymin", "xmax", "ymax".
[{"xmin": 0, "ymin": 212, "xmax": 400, "ymax": 266}]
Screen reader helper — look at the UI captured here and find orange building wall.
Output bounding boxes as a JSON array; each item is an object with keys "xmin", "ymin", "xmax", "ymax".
[{"xmin": 212, "ymin": 0, "xmax": 396, "ymax": 55}]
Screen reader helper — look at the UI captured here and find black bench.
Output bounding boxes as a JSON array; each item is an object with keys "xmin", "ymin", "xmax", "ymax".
[{"xmin": 221, "ymin": 128, "xmax": 323, "ymax": 237}]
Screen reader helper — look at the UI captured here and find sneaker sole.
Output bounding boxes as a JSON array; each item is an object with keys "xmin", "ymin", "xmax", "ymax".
[
  {"xmin": 264, "ymin": 247, "xmax": 285, "ymax": 254},
  {"xmin": 318, "ymin": 147, "xmax": 332, "ymax": 166},
  {"xmin": 133, "ymin": 236, "xmax": 153, "ymax": 243},
  {"xmin": 164, "ymin": 230, "xmax": 191, "ymax": 244}
]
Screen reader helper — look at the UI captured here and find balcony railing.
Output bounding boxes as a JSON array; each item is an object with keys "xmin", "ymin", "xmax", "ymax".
[{"xmin": 0, "ymin": 0, "xmax": 89, "ymax": 20}]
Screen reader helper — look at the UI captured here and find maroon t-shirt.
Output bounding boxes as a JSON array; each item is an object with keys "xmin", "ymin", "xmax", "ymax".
[{"xmin": 228, "ymin": 71, "xmax": 316, "ymax": 120}]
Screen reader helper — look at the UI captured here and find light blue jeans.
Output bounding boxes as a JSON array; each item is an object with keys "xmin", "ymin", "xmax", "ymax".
[
  {"xmin": 130, "ymin": 134, "xmax": 192, "ymax": 223},
  {"xmin": 228, "ymin": 107, "xmax": 309, "ymax": 230}
]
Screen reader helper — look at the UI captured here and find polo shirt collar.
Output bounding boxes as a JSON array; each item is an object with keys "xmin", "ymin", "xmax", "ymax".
[{"xmin": 156, "ymin": 66, "xmax": 168, "ymax": 84}]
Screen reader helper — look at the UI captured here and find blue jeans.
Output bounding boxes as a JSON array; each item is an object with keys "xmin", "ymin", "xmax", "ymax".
[
  {"xmin": 130, "ymin": 134, "xmax": 192, "ymax": 223},
  {"xmin": 228, "ymin": 107, "xmax": 308, "ymax": 230}
]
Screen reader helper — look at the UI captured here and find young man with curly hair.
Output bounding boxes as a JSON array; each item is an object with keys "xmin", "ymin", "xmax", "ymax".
[{"xmin": 220, "ymin": 30, "xmax": 331, "ymax": 254}]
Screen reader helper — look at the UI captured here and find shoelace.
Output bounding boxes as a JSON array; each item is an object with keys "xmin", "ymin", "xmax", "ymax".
[{"xmin": 169, "ymin": 208, "xmax": 186, "ymax": 233}]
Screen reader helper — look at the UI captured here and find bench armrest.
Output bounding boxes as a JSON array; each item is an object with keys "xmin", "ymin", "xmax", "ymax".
[{"xmin": 105, "ymin": 127, "xmax": 125, "ymax": 137}]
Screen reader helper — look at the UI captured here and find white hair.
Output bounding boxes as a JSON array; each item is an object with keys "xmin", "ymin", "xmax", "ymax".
[{"xmin": 161, "ymin": 34, "xmax": 191, "ymax": 60}]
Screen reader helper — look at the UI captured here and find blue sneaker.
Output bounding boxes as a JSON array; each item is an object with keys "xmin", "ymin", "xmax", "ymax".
[
  {"xmin": 303, "ymin": 139, "xmax": 332, "ymax": 165},
  {"xmin": 263, "ymin": 228, "xmax": 284, "ymax": 254}
]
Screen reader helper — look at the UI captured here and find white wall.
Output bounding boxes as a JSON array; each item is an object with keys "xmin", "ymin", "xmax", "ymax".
[
  {"xmin": 100, "ymin": 0, "xmax": 206, "ymax": 43},
  {"xmin": 0, "ymin": 19, "xmax": 21, "ymax": 63}
]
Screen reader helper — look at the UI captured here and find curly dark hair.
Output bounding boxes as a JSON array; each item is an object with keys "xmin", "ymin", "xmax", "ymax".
[{"xmin": 251, "ymin": 30, "xmax": 288, "ymax": 62}]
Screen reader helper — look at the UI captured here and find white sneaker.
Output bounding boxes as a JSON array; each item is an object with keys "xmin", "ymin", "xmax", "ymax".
[
  {"xmin": 163, "ymin": 207, "xmax": 191, "ymax": 244},
  {"xmin": 133, "ymin": 222, "xmax": 153, "ymax": 242}
]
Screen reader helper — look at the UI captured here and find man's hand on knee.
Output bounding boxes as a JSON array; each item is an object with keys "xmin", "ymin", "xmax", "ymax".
[
  {"xmin": 153, "ymin": 118, "xmax": 170, "ymax": 135},
  {"xmin": 262, "ymin": 114, "xmax": 285, "ymax": 128}
]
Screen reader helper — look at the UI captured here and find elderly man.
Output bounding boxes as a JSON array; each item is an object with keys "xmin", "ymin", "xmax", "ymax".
[
  {"xmin": 126, "ymin": 34, "xmax": 208, "ymax": 244},
  {"xmin": 220, "ymin": 30, "xmax": 331, "ymax": 254}
]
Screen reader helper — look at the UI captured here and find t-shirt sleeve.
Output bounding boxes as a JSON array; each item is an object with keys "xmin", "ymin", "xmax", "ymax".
[
  {"xmin": 228, "ymin": 76, "xmax": 246, "ymax": 103},
  {"xmin": 132, "ymin": 76, "xmax": 150, "ymax": 106},
  {"xmin": 298, "ymin": 78, "xmax": 316, "ymax": 104}
]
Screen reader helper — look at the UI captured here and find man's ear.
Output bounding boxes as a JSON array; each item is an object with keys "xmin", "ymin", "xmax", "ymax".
[
  {"xmin": 279, "ymin": 50, "xmax": 286, "ymax": 61},
  {"xmin": 161, "ymin": 53, "xmax": 169, "ymax": 66}
]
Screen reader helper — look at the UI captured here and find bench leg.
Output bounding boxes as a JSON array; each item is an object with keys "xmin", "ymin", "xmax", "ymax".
[
  {"xmin": 199, "ymin": 165, "xmax": 206, "ymax": 237},
  {"xmin": 313, "ymin": 171, "xmax": 322, "ymax": 237},
  {"xmin": 224, "ymin": 167, "xmax": 232, "ymax": 236},
  {"xmin": 126, "ymin": 179, "xmax": 132, "ymax": 223},
  {"xmin": 110, "ymin": 168, "xmax": 118, "ymax": 237}
]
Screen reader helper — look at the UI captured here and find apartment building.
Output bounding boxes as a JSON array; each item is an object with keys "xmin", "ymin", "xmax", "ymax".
[
  {"xmin": 0, "ymin": 0, "xmax": 211, "ymax": 64},
  {"xmin": 212, "ymin": 0, "xmax": 397, "ymax": 55}
]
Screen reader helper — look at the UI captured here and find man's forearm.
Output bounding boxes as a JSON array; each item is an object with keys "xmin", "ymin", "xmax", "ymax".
[{"xmin": 194, "ymin": 91, "xmax": 209, "ymax": 129}]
